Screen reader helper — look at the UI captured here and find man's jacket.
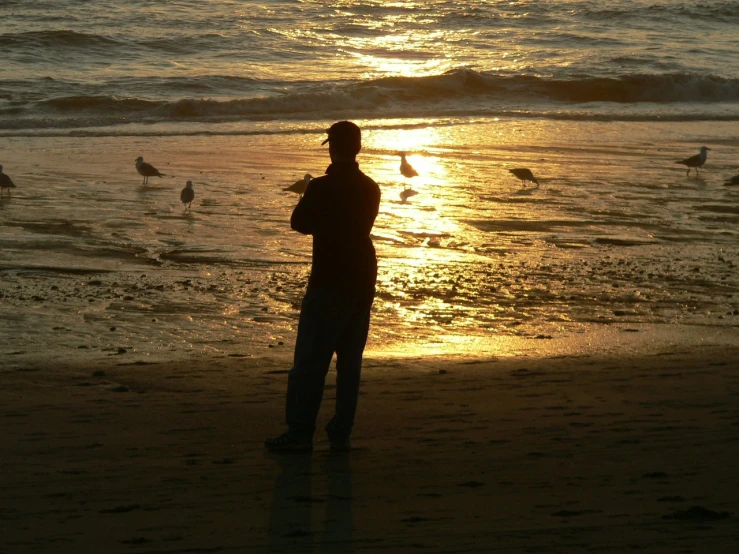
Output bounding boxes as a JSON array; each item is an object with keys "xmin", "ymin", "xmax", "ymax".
[{"xmin": 291, "ymin": 161, "xmax": 381, "ymax": 293}]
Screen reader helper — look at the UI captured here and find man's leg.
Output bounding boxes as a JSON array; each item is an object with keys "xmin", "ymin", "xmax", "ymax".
[
  {"xmin": 285, "ymin": 288, "xmax": 345, "ymax": 440},
  {"xmin": 326, "ymin": 291, "xmax": 374, "ymax": 444}
]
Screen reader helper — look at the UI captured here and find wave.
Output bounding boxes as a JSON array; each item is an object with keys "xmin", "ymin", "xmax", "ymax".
[
  {"xmin": 0, "ymin": 30, "xmax": 122, "ymax": 49},
  {"xmin": 358, "ymin": 70, "xmax": 739, "ymax": 104},
  {"xmin": 2, "ymin": 108, "xmax": 739, "ymax": 138},
  {"xmin": 579, "ymin": 1, "xmax": 739, "ymax": 23},
  {"xmin": 39, "ymin": 95, "xmax": 158, "ymax": 112},
  {"xmin": 0, "ymin": 29, "xmax": 236, "ymax": 58},
  {"xmin": 1, "ymin": 70, "xmax": 738, "ymax": 131}
]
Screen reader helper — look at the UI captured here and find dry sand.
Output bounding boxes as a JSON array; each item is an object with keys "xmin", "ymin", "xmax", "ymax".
[{"xmin": 3, "ymin": 343, "xmax": 739, "ymax": 553}]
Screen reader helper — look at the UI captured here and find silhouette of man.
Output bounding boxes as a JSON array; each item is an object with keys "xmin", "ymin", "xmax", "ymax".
[{"xmin": 266, "ymin": 121, "xmax": 381, "ymax": 452}]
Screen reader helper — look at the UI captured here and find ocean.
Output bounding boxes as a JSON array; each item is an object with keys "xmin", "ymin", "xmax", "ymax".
[
  {"xmin": 1, "ymin": 0, "xmax": 738, "ymax": 366},
  {"xmin": 2, "ymin": 0, "xmax": 739, "ymax": 134}
]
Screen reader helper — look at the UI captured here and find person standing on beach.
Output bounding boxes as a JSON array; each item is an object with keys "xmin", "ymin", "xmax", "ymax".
[{"xmin": 265, "ymin": 121, "xmax": 381, "ymax": 453}]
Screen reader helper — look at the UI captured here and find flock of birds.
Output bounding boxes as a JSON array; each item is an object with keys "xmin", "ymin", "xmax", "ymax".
[
  {"xmin": 280, "ymin": 146, "xmax": 727, "ymax": 203},
  {"xmin": 281, "ymin": 152, "xmax": 422, "ymax": 203},
  {"xmin": 507, "ymin": 146, "xmax": 716, "ymax": 188},
  {"xmin": 134, "ymin": 156, "xmax": 195, "ymax": 211},
  {"xmin": 0, "ymin": 147, "xmax": 736, "ymax": 205}
]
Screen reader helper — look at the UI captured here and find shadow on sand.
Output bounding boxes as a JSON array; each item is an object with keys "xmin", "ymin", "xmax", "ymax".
[{"xmin": 267, "ymin": 451, "xmax": 353, "ymax": 553}]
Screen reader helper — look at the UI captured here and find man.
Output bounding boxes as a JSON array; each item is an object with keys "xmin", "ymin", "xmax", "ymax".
[{"xmin": 265, "ymin": 121, "xmax": 381, "ymax": 453}]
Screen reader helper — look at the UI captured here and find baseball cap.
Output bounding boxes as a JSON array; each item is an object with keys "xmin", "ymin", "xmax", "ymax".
[{"xmin": 321, "ymin": 120, "xmax": 361, "ymax": 156}]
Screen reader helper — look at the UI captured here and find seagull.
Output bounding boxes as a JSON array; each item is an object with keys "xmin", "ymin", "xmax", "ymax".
[
  {"xmin": 509, "ymin": 168, "xmax": 539, "ymax": 188},
  {"xmin": 398, "ymin": 152, "xmax": 418, "ymax": 178},
  {"xmin": 283, "ymin": 173, "xmax": 312, "ymax": 198},
  {"xmin": 399, "ymin": 185, "xmax": 418, "ymax": 203},
  {"xmin": 724, "ymin": 174, "xmax": 739, "ymax": 186},
  {"xmin": 181, "ymin": 181, "xmax": 195, "ymax": 210},
  {"xmin": 135, "ymin": 156, "xmax": 165, "ymax": 185},
  {"xmin": 0, "ymin": 165, "xmax": 16, "ymax": 198},
  {"xmin": 676, "ymin": 146, "xmax": 710, "ymax": 176}
]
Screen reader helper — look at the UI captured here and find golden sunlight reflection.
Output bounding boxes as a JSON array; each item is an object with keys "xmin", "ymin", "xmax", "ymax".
[
  {"xmin": 356, "ymin": 54, "xmax": 450, "ymax": 78},
  {"xmin": 349, "ymin": 32, "xmax": 454, "ymax": 78},
  {"xmin": 350, "ymin": 118, "xmax": 674, "ymax": 360},
  {"xmin": 364, "ymin": 121, "xmax": 485, "ymax": 258},
  {"xmin": 356, "ymin": 118, "xmax": 600, "ymax": 358},
  {"xmin": 366, "ymin": 332, "xmax": 518, "ymax": 359},
  {"xmin": 361, "ymin": 123, "xmax": 498, "ymax": 355}
]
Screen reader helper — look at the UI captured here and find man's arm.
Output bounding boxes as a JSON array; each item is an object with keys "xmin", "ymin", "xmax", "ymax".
[{"xmin": 290, "ymin": 180, "xmax": 318, "ymax": 235}]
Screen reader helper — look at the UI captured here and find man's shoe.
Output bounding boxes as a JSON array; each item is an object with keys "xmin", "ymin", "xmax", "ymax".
[
  {"xmin": 264, "ymin": 432, "xmax": 313, "ymax": 452},
  {"xmin": 329, "ymin": 437, "xmax": 351, "ymax": 453}
]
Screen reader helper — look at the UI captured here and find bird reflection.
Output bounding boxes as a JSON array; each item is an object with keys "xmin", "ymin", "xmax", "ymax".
[{"xmin": 400, "ymin": 185, "xmax": 418, "ymax": 203}]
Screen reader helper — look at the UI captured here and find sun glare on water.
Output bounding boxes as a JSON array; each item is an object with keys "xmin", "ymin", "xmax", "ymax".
[
  {"xmin": 364, "ymin": 124, "xmax": 458, "ymax": 243},
  {"xmin": 355, "ymin": 122, "xmax": 505, "ymax": 355},
  {"xmin": 348, "ymin": 29, "xmax": 456, "ymax": 78}
]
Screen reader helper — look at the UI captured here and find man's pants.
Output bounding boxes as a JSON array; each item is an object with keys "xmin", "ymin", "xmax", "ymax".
[{"xmin": 285, "ymin": 286, "xmax": 375, "ymax": 441}]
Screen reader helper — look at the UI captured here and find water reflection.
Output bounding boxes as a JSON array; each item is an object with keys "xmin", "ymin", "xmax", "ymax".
[{"xmin": 351, "ymin": 29, "xmax": 457, "ymax": 79}]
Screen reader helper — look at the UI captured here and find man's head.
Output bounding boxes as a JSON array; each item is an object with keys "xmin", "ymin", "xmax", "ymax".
[{"xmin": 322, "ymin": 120, "xmax": 361, "ymax": 160}]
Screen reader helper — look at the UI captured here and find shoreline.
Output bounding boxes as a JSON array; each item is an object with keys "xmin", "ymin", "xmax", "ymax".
[
  {"xmin": 3, "ymin": 321, "xmax": 739, "ymax": 373},
  {"xmin": 3, "ymin": 345, "xmax": 739, "ymax": 553}
]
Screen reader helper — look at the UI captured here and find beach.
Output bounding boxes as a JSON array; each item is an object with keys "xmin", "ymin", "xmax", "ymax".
[
  {"xmin": 3, "ymin": 342, "xmax": 739, "ymax": 553},
  {"xmin": 3, "ymin": 2, "xmax": 739, "ymax": 550},
  {"xmin": 2, "ymin": 122, "xmax": 739, "ymax": 554}
]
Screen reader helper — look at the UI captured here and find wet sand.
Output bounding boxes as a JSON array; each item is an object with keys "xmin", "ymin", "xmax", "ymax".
[
  {"xmin": 2, "ymin": 123, "xmax": 739, "ymax": 365},
  {"xmin": 3, "ymin": 345, "xmax": 739, "ymax": 553}
]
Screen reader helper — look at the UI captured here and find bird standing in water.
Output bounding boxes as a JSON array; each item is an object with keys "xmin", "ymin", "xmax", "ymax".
[
  {"xmin": 724, "ymin": 174, "xmax": 739, "ymax": 186},
  {"xmin": 283, "ymin": 173, "xmax": 313, "ymax": 198},
  {"xmin": 0, "ymin": 165, "xmax": 16, "ymax": 198},
  {"xmin": 509, "ymin": 168, "xmax": 539, "ymax": 188},
  {"xmin": 676, "ymin": 146, "xmax": 710, "ymax": 176},
  {"xmin": 181, "ymin": 180, "xmax": 195, "ymax": 211},
  {"xmin": 398, "ymin": 152, "xmax": 418, "ymax": 178},
  {"xmin": 135, "ymin": 156, "xmax": 165, "ymax": 185}
]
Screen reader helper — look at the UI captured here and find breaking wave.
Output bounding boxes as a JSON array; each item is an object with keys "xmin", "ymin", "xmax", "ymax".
[{"xmin": 1, "ymin": 70, "xmax": 738, "ymax": 131}]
